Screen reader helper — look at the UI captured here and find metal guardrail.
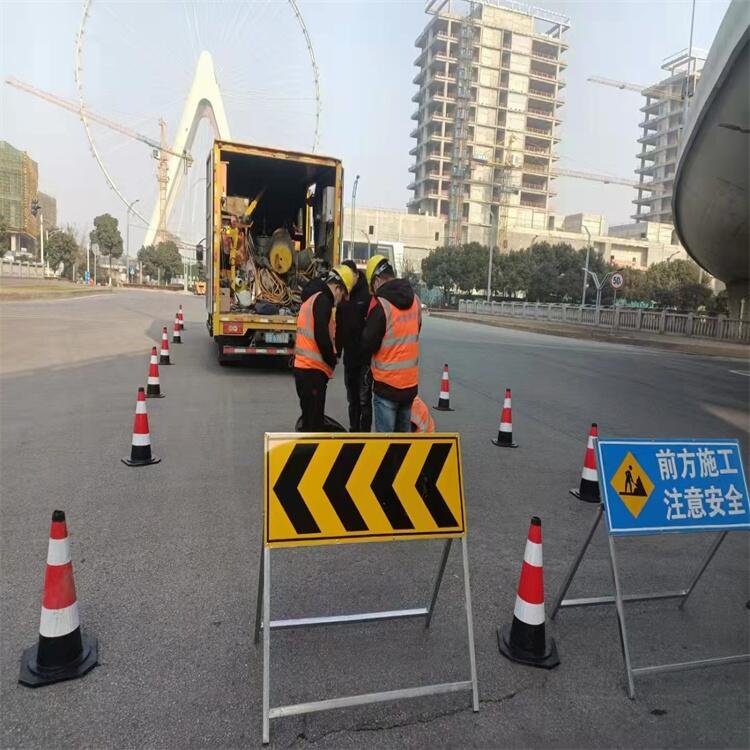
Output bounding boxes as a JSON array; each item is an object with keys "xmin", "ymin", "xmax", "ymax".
[{"xmin": 457, "ymin": 300, "xmax": 750, "ymax": 344}]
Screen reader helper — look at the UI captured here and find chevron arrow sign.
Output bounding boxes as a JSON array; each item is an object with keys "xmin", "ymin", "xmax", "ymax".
[{"xmin": 264, "ymin": 434, "xmax": 467, "ymax": 547}]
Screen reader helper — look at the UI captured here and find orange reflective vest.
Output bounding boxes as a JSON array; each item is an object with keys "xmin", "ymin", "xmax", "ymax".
[
  {"xmin": 294, "ymin": 292, "xmax": 335, "ymax": 377},
  {"xmin": 371, "ymin": 296, "xmax": 421, "ymax": 389},
  {"xmin": 411, "ymin": 396, "xmax": 435, "ymax": 433}
]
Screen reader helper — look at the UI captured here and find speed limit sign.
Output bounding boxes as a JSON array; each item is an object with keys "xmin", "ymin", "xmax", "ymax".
[{"xmin": 610, "ymin": 272, "xmax": 624, "ymax": 290}]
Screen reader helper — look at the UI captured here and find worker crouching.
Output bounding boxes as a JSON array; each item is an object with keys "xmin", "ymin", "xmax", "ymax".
[
  {"xmin": 293, "ymin": 265, "xmax": 355, "ymax": 432},
  {"xmin": 361, "ymin": 255, "xmax": 422, "ymax": 433}
]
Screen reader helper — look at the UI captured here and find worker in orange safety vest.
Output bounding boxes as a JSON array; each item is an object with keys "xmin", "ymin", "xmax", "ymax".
[
  {"xmin": 360, "ymin": 254, "xmax": 422, "ymax": 432},
  {"xmin": 294, "ymin": 265, "xmax": 355, "ymax": 431}
]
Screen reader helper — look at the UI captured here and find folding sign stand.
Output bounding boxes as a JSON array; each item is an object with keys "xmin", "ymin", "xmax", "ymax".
[
  {"xmin": 254, "ymin": 538, "xmax": 479, "ymax": 744},
  {"xmin": 551, "ymin": 505, "xmax": 749, "ymax": 699},
  {"xmin": 256, "ymin": 432, "xmax": 479, "ymax": 744}
]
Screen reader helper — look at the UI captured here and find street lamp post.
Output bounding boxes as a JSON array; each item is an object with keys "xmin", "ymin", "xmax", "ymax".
[
  {"xmin": 350, "ymin": 175, "xmax": 360, "ymax": 260},
  {"xmin": 487, "ymin": 204, "xmax": 499, "ymax": 302},
  {"xmin": 581, "ymin": 225, "xmax": 592, "ymax": 306},
  {"xmin": 126, "ymin": 199, "xmax": 140, "ymax": 284}
]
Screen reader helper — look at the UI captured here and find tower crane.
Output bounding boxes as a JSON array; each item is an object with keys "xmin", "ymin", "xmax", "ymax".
[
  {"xmin": 587, "ymin": 76, "xmax": 687, "ymax": 104},
  {"xmin": 5, "ymin": 76, "xmax": 193, "ymax": 239}
]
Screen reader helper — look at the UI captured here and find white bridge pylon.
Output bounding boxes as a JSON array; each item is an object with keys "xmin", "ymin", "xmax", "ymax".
[{"xmin": 144, "ymin": 51, "xmax": 231, "ymax": 249}]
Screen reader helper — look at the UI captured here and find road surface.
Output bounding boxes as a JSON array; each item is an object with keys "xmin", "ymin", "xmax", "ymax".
[{"xmin": 1, "ymin": 290, "xmax": 748, "ymax": 748}]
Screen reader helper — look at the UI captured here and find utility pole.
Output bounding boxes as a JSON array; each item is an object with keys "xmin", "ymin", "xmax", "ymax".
[
  {"xmin": 126, "ymin": 198, "xmax": 140, "ymax": 284},
  {"xmin": 487, "ymin": 205, "xmax": 498, "ymax": 302},
  {"xmin": 350, "ymin": 175, "xmax": 360, "ymax": 260},
  {"xmin": 581, "ymin": 225, "xmax": 592, "ymax": 306}
]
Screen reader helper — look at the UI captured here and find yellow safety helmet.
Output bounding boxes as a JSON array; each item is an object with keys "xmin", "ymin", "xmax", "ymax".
[
  {"xmin": 329, "ymin": 264, "xmax": 356, "ymax": 294},
  {"xmin": 365, "ymin": 254, "xmax": 393, "ymax": 290}
]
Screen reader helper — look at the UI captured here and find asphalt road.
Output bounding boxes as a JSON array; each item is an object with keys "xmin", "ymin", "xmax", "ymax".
[{"xmin": 1, "ymin": 290, "xmax": 748, "ymax": 749}]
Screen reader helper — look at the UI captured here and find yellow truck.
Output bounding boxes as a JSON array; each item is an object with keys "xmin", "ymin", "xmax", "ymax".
[{"xmin": 204, "ymin": 139, "xmax": 343, "ymax": 365}]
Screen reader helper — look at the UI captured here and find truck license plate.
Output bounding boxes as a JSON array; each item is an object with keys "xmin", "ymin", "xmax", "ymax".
[{"xmin": 265, "ymin": 332, "xmax": 290, "ymax": 345}]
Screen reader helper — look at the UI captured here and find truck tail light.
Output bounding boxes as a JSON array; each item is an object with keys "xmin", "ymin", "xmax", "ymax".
[{"xmin": 222, "ymin": 322, "xmax": 243, "ymax": 335}]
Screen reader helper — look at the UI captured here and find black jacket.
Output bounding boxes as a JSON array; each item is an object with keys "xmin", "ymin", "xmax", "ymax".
[
  {"xmin": 361, "ymin": 278, "xmax": 420, "ymax": 403},
  {"xmin": 296, "ymin": 283, "xmax": 337, "ymax": 373},
  {"xmin": 300, "ymin": 276, "xmax": 327, "ymax": 302},
  {"xmin": 335, "ymin": 270, "xmax": 370, "ymax": 368}
]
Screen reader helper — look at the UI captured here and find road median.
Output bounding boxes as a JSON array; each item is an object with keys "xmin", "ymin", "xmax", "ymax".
[{"xmin": 0, "ymin": 278, "xmax": 113, "ymax": 302}]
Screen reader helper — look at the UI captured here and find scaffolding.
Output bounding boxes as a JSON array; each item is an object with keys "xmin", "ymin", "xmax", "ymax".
[{"xmin": 447, "ymin": 12, "xmax": 475, "ymax": 247}]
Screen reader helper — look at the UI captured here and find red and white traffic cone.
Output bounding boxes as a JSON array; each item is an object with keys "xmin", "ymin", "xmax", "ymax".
[
  {"xmin": 172, "ymin": 316, "xmax": 182, "ymax": 344},
  {"xmin": 434, "ymin": 364, "xmax": 454, "ymax": 411},
  {"xmin": 570, "ymin": 423, "xmax": 600, "ymax": 503},
  {"xmin": 19, "ymin": 510, "xmax": 98, "ymax": 687},
  {"xmin": 122, "ymin": 387, "xmax": 160, "ymax": 466},
  {"xmin": 178, "ymin": 304, "xmax": 185, "ymax": 330},
  {"xmin": 497, "ymin": 516, "xmax": 559, "ymax": 669},
  {"xmin": 492, "ymin": 388, "xmax": 518, "ymax": 448},
  {"xmin": 159, "ymin": 326, "xmax": 172, "ymax": 365},
  {"xmin": 146, "ymin": 346, "xmax": 164, "ymax": 399}
]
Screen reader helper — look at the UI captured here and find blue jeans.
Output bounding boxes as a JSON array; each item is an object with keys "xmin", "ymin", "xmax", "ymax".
[{"xmin": 373, "ymin": 394, "xmax": 413, "ymax": 433}]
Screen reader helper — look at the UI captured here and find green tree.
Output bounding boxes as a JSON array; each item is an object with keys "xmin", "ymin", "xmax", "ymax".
[
  {"xmin": 422, "ymin": 245, "xmax": 456, "ymax": 300},
  {"xmin": 402, "ymin": 260, "xmax": 421, "ymax": 295},
  {"xmin": 454, "ymin": 242, "xmax": 489, "ymax": 293},
  {"xmin": 0, "ymin": 213, "xmax": 10, "ymax": 257},
  {"xmin": 644, "ymin": 259, "xmax": 710, "ymax": 310},
  {"xmin": 46, "ymin": 228, "xmax": 80, "ymax": 279},
  {"xmin": 138, "ymin": 240, "xmax": 182, "ymax": 284},
  {"xmin": 89, "ymin": 213, "xmax": 123, "ymax": 284},
  {"xmin": 156, "ymin": 240, "xmax": 182, "ymax": 283}
]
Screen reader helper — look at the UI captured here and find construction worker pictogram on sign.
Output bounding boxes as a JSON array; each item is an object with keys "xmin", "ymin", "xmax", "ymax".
[{"xmin": 610, "ymin": 452, "xmax": 654, "ymax": 518}]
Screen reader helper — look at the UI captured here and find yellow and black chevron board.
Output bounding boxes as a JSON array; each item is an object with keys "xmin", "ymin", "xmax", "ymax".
[{"xmin": 264, "ymin": 433, "xmax": 467, "ymax": 548}]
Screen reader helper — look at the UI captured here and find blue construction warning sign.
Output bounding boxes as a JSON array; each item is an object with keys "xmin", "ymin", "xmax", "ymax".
[{"xmin": 596, "ymin": 438, "xmax": 749, "ymax": 535}]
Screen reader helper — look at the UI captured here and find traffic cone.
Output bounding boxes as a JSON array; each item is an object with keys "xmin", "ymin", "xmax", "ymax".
[
  {"xmin": 122, "ymin": 387, "xmax": 161, "ymax": 466},
  {"xmin": 434, "ymin": 364, "xmax": 454, "ymax": 411},
  {"xmin": 172, "ymin": 316, "xmax": 182, "ymax": 344},
  {"xmin": 159, "ymin": 327, "xmax": 172, "ymax": 365},
  {"xmin": 19, "ymin": 510, "xmax": 98, "ymax": 687},
  {"xmin": 146, "ymin": 346, "xmax": 164, "ymax": 399},
  {"xmin": 491, "ymin": 388, "xmax": 518, "ymax": 448},
  {"xmin": 497, "ymin": 516, "xmax": 559, "ymax": 669},
  {"xmin": 178, "ymin": 304, "xmax": 185, "ymax": 330},
  {"xmin": 570, "ymin": 423, "xmax": 600, "ymax": 503}
]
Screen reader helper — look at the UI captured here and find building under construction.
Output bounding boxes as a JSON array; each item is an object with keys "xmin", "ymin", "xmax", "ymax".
[
  {"xmin": 633, "ymin": 49, "xmax": 706, "ymax": 225},
  {"xmin": 0, "ymin": 140, "xmax": 39, "ymax": 254},
  {"xmin": 408, "ymin": 0, "xmax": 568, "ymax": 248}
]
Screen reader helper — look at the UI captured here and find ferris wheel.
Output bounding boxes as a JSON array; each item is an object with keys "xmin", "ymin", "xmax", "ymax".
[{"xmin": 73, "ymin": 0, "xmax": 321, "ymax": 251}]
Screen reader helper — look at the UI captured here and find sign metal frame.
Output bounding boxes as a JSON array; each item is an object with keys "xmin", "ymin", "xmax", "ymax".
[
  {"xmin": 255, "ymin": 432, "xmax": 479, "ymax": 744},
  {"xmin": 551, "ymin": 437, "xmax": 749, "ymax": 699}
]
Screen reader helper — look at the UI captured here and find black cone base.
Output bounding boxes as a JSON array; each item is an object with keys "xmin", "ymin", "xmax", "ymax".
[
  {"xmin": 172, "ymin": 340, "xmax": 182, "ymax": 344},
  {"xmin": 145, "ymin": 392, "xmax": 165, "ymax": 399},
  {"xmin": 122, "ymin": 455, "xmax": 161, "ymax": 467},
  {"xmin": 19, "ymin": 632, "xmax": 98, "ymax": 687},
  {"xmin": 569, "ymin": 488, "xmax": 601, "ymax": 503},
  {"xmin": 159, "ymin": 358, "xmax": 172, "ymax": 366},
  {"xmin": 492, "ymin": 438, "xmax": 518, "ymax": 448},
  {"xmin": 497, "ymin": 624, "xmax": 559, "ymax": 669},
  {"xmin": 434, "ymin": 403, "xmax": 454, "ymax": 412},
  {"xmin": 570, "ymin": 478, "xmax": 600, "ymax": 503}
]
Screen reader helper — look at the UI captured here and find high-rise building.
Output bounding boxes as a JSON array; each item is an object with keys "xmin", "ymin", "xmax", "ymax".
[
  {"xmin": 633, "ymin": 49, "xmax": 706, "ymax": 224},
  {"xmin": 408, "ymin": 0, "xmax": 568, "ymax": 247}
]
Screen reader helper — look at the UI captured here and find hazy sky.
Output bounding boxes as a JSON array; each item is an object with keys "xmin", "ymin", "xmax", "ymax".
[{"xmin": 0, "ymin": 0, "xmax": 729, "ymax": 250}]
